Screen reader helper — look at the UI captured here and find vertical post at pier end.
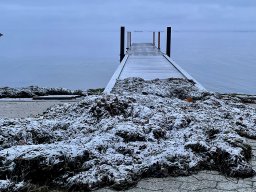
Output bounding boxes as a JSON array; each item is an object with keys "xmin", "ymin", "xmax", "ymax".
[
  {"xmin": 166, "ymin": 27, "xmax": 171, "ymax": 57},
  {"xmin": 153, "ymin": 32, "xmax": 155, "ymax": 46},
  {"xmin": 158, "ymin": 32, "xmax": 161, "ymax": 49},
  {"xmin": 120, "ymin": 26, "xmax": 125, "ymax": 62},
  {"xmin": 127, "ymin": 32, "xmax": 130, "ymax": 50},
  {"xmin": 130, "ymin": 32, "xmax": 132, "ymax": 47}
]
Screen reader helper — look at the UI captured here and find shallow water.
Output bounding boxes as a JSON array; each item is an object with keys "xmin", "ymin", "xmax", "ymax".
[{"xmin": 0, "ymin": 31, "xmax": 255, "ymax": 94}]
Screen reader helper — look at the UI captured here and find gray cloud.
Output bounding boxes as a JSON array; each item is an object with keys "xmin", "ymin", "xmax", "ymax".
[
  {"xmin": 1, "ymin": 0, "xmax": 256, "ymax": 58},
  {"xmin": 1, "ymin": 0, "xmax": 256, "ymax": 30}
]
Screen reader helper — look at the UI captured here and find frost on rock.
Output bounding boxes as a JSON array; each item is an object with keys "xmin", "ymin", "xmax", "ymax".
[
  {"xmin": 0, "ymin": 86, "xmax": 104, "ymax": 99},
  {"xmin": 0, "ymin": 86, "xmax": 86, "ymax": 98},
  {"xmin": 0, "ymin": 78, "xmax": 256, "ymax": 191},
  {"xmin": 0, "ymin": 180, "xmax": 25, "ymax": 192}
]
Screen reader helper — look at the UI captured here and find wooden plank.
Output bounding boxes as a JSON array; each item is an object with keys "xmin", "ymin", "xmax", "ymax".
[
  {"xmin": 128, "ymin": 43, "xmax": 162, "ymax": 56},
  {"xmin": 119, "ymin": 55, "xmax": 185, "ymax": 80}
]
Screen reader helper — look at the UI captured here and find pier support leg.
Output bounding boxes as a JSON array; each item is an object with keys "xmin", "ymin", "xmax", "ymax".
[
  {"xmin": 166, "ymin": 27, "xmax": 171, "ymax": 57},
  {"xmin": 158, "ymin": 32, "xmax": 161, "ymax": 49},
  {"xmin": 120, "ymin": 26, "xmax": 125, "ymax": 62}
]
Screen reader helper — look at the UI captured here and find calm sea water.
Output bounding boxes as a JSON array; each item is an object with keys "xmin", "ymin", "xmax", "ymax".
[{"xmin": 0, "ymin": 31, "xmax": 255, "ymax": 94}]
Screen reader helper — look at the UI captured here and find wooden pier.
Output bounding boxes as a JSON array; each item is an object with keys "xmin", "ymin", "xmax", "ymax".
[{"xmin": 104, "ymin": 27, "xmax": 205, "ymax": 93}]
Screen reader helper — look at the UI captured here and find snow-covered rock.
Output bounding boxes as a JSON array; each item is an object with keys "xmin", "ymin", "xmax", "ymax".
[
  {"xmin": 0, "ymin": 86, "xmax": 104, "ymax": 98},
  {"xmin": 0, "ymin": 86, "xmax": 85, "ymax": 98},
  {"xmin": 0, "ymin": 78, "xmax": 255, "ymax": 191}
]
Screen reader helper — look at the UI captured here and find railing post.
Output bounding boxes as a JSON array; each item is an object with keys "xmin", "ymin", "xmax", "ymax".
[
  {"xmin": 127, "ymin": 32, "xmax": 130, "ymax": 50},
  {"xmin": 130, "ymin": 32, "xmax": 132, "ymax": 47},
  {"xmin": 158, "ymin": 31, "xmax": 161, "ymax": 49},
  {"xmin": 153, "ymin": 32, "xmax": 155, "ymax": 46},
  {"xmin": 166, "ymin": 27, "xmax": 171, "ymax": 57},
  {"xmin": 120, "ymin": 26, "xmax": 125, "ymax": 62}
]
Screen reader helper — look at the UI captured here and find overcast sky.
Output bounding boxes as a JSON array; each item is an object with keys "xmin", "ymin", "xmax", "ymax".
[
  {"xmin": 1, "ymin": 0, "xmax": 256, "ymax": 31},
  {"xmin": 1, "ymin": 0, "xmax": 256, "ymax": 58}
]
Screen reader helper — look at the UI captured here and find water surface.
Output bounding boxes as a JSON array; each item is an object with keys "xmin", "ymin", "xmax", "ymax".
[{"xmin": 0, "ymin": 31, "xmax": 255, "ymax": 94}]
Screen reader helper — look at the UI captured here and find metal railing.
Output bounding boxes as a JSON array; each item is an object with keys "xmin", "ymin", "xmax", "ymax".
[{"xmin": 120, "ymin": 27, "xmax": 172, "ymax": 62}]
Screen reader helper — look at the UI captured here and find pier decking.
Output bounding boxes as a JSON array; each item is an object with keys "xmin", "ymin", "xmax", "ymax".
[
  {"xmin": 104, "ymin": 42, "xmax": 205, "ymax": 93},
  {"xmin": 120, "ymin": 43, "xmax": 184, "ymax": 80}
]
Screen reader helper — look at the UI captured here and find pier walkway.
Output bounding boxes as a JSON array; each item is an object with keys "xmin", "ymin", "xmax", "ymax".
[
  {"xmin": 104, "ymin": 43, "xmax": 205, "ymax": 93},
  {"xmin": 120, "ymin": 43, "xmax": 184, "ymax": 80}
]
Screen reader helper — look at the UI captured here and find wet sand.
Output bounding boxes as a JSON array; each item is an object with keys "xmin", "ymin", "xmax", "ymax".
[{"xmin": 0, "ymin": 99, "xmax": 80, "ymax": 118}]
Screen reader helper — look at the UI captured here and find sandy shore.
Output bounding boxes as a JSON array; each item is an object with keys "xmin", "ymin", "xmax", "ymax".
[{"xmin": 0, "ymin": 99, "xmax": 80, "ymax": 118}]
